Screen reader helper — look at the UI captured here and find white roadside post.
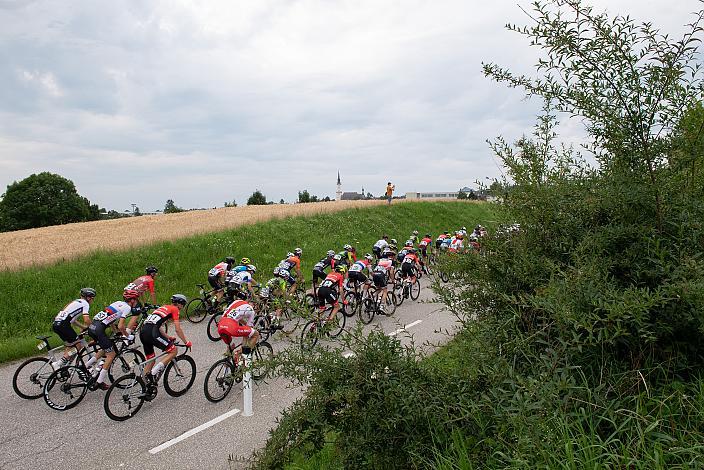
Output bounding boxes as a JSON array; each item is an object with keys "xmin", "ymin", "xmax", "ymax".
[{"xmin": 242, "ymin": 352, "xmax": 253, "ymax": 416}]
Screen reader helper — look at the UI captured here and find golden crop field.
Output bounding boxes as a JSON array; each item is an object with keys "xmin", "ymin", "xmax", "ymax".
[{"xmin": 0, "ymin": 200, "xmax": 392, "ymax": 271}]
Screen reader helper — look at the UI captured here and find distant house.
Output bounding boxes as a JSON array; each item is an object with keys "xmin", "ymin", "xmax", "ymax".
[
  {"xmin": 340, "ymin": 191, "xmax": 365, "ymax": 201},
  {"xmin": 405, "ymin": 191, "xmax": 461, "ymax": 199}
]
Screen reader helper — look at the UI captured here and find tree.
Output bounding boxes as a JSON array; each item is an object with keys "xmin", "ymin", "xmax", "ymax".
[
  {"xmin": 298, "ymin": 190, "xmax": 319, "ymax": 203},
  {"xmin": 279, "ymin": 198, "xmax": 285, "ymax": 204},
  {"xmin": 457, "ymin": 190, "xmax": 468, "ymax": 200},
  {"xmin": 323, "ymin": 196, "xmax": 331, "ymax": 202},
  {"xmin": 164, "ymin": 199, "xmax": 184, "ymax": 214},
  {"xmin": 247, "ymin": 190, "xmax": 267, "ymax": 205},
  {"xmin": 224, "ymin": 199, "xmax": 237, "ymax": 207},
  {"xmin": 0, "ymin": 172, "xmax": 97, "ymax": 232}
]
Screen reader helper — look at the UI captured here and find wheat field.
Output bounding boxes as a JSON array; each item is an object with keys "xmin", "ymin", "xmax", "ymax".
[{"xmin": 0, "ymin": 200, "xmax": 392, "ymax": 271}]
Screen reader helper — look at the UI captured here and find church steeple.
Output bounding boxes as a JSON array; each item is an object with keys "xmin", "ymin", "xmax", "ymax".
[
  {"xmin": 337, "ymin": 171, "xmax": 341, "ymax": 185},
  {"xmin": 336, "ymin": 171, "xmax": 342, "ymax": 201}
]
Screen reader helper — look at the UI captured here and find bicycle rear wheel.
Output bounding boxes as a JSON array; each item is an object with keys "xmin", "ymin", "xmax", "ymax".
[
  {"xmin": 207, "ymin": 312, "xmax": 223, "ymax": 342},
  {"xmin": 203, "ymin": 358, "xmax": 235, "ymax": 403},
  {"xmin": 383, "ymin": 292, "xmax": 398, "ymax": 316},
  {"xmin": 280, "ymin": 305, "xmax": 302, "ymax": 335},
  {"xmin": 251, "ymin": 341, "xmax": 274, "ymax": 380},
  {"xmin": 164, "ymin": 354, "xmax": 196, "ymax": 397},
  {"xmin": 185, "ymin": 298, "xmax": 209, "ymax": 324},
  {"xmin": 104, "ymin": 374, "xmax": 146, "ymax": 421},
  {"xmin": 359, "ymin": 298, "xmax": 375, "ymax": 324},
  {"xmin": 300, "ymin": 320, "xmax": 320, "ymax": 351},
  {"xmin": 342, "ymin": 292, "xmax": 358, "ymax": 317},
  {"xmin": 326, "ymin": 308, "xmax": 346, "ymax": 338},
  {"xmin": 13, "ymin": 357, "xmax": 53, "ymax": 399},
  {"xmin": 394, "ymin": 282, "xmax": 405, "ymax": 306},
  {"xmin": 410, "ymin": 279, "xmax": 421, "ymax": 300},
  {"xmin": 43, "ymin": 366, "xmax": 89, "ymax": 411},
  {"xmin": 109, "ymin": 349, "xmax": 145, "ymax": 385}
]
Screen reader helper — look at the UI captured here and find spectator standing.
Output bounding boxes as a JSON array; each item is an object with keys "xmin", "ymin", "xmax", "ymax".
[{"xmin": 385, "ymin": 182, "xmax": 395, "ymax": 205}]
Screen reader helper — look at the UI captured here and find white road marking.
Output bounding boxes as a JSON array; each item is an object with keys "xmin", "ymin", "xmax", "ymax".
[
  {"xmin": 149, "ymin": 408, "xmax": 241, "ymax": 454},
  {"xmin": 388, "ymin": 319, "xmax": 423, "ymax": 337}
]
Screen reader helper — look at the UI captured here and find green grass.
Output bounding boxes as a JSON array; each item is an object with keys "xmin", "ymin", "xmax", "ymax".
[{"xmin": 0, "ymin": 201, "xmax": 494, "ymax": 363}]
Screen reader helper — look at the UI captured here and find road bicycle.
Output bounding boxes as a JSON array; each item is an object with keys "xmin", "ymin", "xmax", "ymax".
[
  {"xmin": 12, "ymin": 335, "xmax": 63, "ymax": 399},
  {"xmin": 300, "ymin": 303, "xmax": 346, "ymax": 351},
  {"xmin": 393, "ymin": 269, "xmax": 421, "ymax": 306},
  {"xmin": 103, "ymin": 343, "xmax": 196, "ymax": 421},
  {"xmin": 203, "ymin": 341, "xmax": 274, "ymax": 403},
  {"xmin": 42, "ymin": 333, "xmax": 144, "ymax": 411},
  {"xmin": 359, "ymin": 285, "xmax": 398, "ymax": 324},
  {"xmin": 184, "ymin": 284, "xmax": 227, "ymax": 323},
  {"xmin": 342, "ymin": 278, "xmax": 370, "ymax": 317}
]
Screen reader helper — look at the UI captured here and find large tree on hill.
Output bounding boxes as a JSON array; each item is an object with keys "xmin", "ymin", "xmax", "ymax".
[
  {"xmin": 163, "ymin": 199, "xmax": 184, "ymax": 214},
  {"xmin": 0, "ymin": 172, "xmax": 99, "ymax": 232},
  {"xmin": 247, "ymin": 190, "xmax": 267, "ymax": 205}
]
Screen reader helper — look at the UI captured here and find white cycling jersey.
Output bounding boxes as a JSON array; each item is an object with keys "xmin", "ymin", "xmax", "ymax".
[
  {"xmin": 373, "ymin": 239, "xmax": 389, "ymax": 250},
  {"xmin": 223, "ymin": 300, "xmax": 255, "ymax": 326},
  {"xmin": 230, "ymin": 271, "xmax": 253, "ymax": 286},
  {"xmin": 93, "ymin": 301, "xmax": 132, "ymax": 326},
  {"xmin": 54, "ymin": 299, "xmax": 90, "ymax": 324}
]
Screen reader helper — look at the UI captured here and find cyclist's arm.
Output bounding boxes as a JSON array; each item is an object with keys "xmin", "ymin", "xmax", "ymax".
[
  {"xmin": 173, "ymin": 318, "xmax": 188, "ymax": 344},
  {"xmin": 116, "ymin": 317, "xmax": 129, "ymax": 336},
  {"xmin": 75, "ymin": 313, "xmax": 91, "ymax": 330}
]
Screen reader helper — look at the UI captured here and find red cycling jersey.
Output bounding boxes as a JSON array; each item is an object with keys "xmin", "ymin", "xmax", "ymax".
[
  {"xmin": 125, "ymin": 275, "xmax": 155, "ymax": 294},
  {"xmin": 320, "ymin": 271, "xmax": 344, "ymax": 290},
  {"xmin": 144, "ymin": 304, "xmax": 180, "ymax": 327},
  {"xmin": 209, "ymin": 262, "xmax": 228, "ymax": 276},
  {"xmin": 420, "ymin": 237, "xmax": 432, "ymax": 247}
]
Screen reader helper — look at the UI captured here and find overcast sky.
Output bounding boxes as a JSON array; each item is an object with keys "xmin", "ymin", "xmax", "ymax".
[{"xmin": 0, "ymin": 1, "xmax": 699, "ymax": 211}]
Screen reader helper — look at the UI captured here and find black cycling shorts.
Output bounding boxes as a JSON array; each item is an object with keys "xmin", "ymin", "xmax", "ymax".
[
  {"xmin": 401, "ymin": 262, "xmax": 416, "ymax": 277},
  {"xmin": 317, "ymin": 286, "xmax": 338, "ymax": 306},
  {"xmin": 53, "ymin": 321, "xmax": 79, "ymax": 345},
  {"xmin": 139, "ymin": 325, "xmax": 173, "ymax": 358},
  {"xmin": 208, "ymin": 274, "xmax": 224, "ymax": 290},
  {"xmin": 420, "ymin": 246, "xmax": 428, "ymax": 257},
  {"xmin": 348, "ymin": 271, "xmax": 367, "ymax": 284},
  {"xmin": 372, "ymin": 246, "xmax": 382, "ymax": 257},
  {"xmin": 435, "ymin": 240, "xmax": 443, "ymax": 249},
  {"xmin": 87, "ymin": 323, "xmax": 114, "ymax": 353},
  {"xmin": 372, "ymin": 273, "xmax": 387, "ymax": 288},
  {"xmin": 312, "ymin": 268, "xmax": 327, "ymax": 283}
]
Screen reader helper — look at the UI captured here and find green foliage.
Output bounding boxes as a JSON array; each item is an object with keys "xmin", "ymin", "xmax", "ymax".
[
  {"xmin": 224, "ymin": 199, "xmax": 238, "ymax": 208},
  {"xmin": 0, "ymin": 172, "xmax": 100, "ymax": 232},
  {"xmin": 298, "ymin": 190, "xmax": 319, "ymax": 203},
  {"xmin": 247, "ymin": 190, "xmax": 267, "ymax": 205},
  {"xmin": 163, "ymin": 199, "xmax": 184, "ymax": 213},
  {"xmin": 0, "ymin": 201, "xmax": 490, "ymax": 363},
  {"xmin": 457, "ymin": 190, "xmax": 468, "ymax": 200}
]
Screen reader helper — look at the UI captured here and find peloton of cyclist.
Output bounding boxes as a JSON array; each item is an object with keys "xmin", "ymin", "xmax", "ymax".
[
  {"xmin": 208, "ymin": 257, "xmax": 237, "ymax": 306},
  {"xmin": 51, "ymin": 287, "xmax": 96, "ymax": 369},
  {"xmin": 140, "ymin": 294, "xmax": 192, "ymax": 390},
  {"xmin": 312, "ymin": 250, "xmax": 336, "ymax": 293},
  {"xmin": 274, "ymin": 248, "xmax": 303, "ymax": 294},
  {"xmin": 86, "ymin": 289, "xmax": 141, "ymax": 389},
  {"xmin": 317, "ymin": 265, "xmax": 347, "ymax": 320},
  {"xmin": 216, "ymin": 298, "xmax": 259, "ymax": 354}
]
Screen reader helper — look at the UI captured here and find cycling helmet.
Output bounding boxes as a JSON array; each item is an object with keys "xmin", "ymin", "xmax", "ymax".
[
  {"xmin": 364, "ymin": 253, "xmax": 373, "ymax": 261},
  {"xmin": 80, "ymin": 287, "xmax": 96, "ymax": 299},
  {"xmin": 225, "ymin": 256, "xmax": 236, "ymax": 265},
  {"xmin": 390, "ymin": 239, "xmax": 398, "ymax": 245},
  {"xmin": 343, "ymin": 244, "xmax": 352, "ymax": 251},
  {"xmin": 326, "ymin": 249, "xmax": 335, "ymax": 257},
  {"xmin": 123, "ymin": 289, "xmax": 140, "ymax": 301},
  {"xmin": 241, "ymin": 257, "xmax": 251, "ymax": 265},
  {"xmin": 425, "ymin": 233, "xmax": 431, "ymax": 238},
  {"xmin": 335, "ymin": 264, "xmax": 347, "ymax": 273},
  {"xmin": 259, "ymin": 287, "xmax": 270, "ymax": 299},
  {"xmin": 389, "ymin": 244, "xmax": 397, "ymax": 251},
  {"xmin": 145, "ymin": 266, "xmax": 159, "ymax": 275},
  {"xmin": 294, "ymin": 247, "xmax": 303, "ymax": 256},
  {"xmin": 247, "ymin": 264, "xmax": 257, "ymax": 273},
  {"xmin": 273, "ymin": 266, "xmax": 282, "ymax": 275},
  {"xmin": 405, "ymin": 240, "xmax": 413, "ymax": 247},
  {"xmin": 413, "ymin": 230, "xmax": 419, "ymax": 235},
  {"xmin": 171, "ymin": 294, "xmax": 187, "ymax": 306},
  {"xmin": 286, "ymin": 252, "xmax": 294, "ymax": 258}
]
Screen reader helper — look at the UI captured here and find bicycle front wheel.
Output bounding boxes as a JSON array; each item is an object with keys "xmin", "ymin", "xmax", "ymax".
[
  {"xmin": 359, "ymin": 298, "xmax": 375, "ymax": 324},
  {"xmin": 203, "ymin": 358, "xmax": 235, "ymax": 403},
  {"xmin": 185, "ymin": 298, "xmax": 208, "ymax": 324},
  {"xmin": 109, "ymin": 348, "xmax": 145, "ymax": 386},
  {"xmin": 163, "ymin": 354, "xmax": 196, "ymax": 397},
  {"xmin": 280, "ymin": 306, "xmax": 302, "ymax": 335},
  {"xmin": 384, "ymin": 292, "xmax": 398, "ymax": 316},
  {"xmin": 326, "ymin": 308, "xmax": 346, "ymax": 338},
  {"xmin": 253, "ymin": 315, "xmax": 272, "ymax": 342},
  {"xmin": 43, "ymin": 366, "xmax": 89, "ymax": 411},
  {"xmin": 251, "ymin": 341, "xmax": 274, "ymax": 380},
  {"xmin": 13, "ymin": 357, "xmax": 53, "ymax": 399},
  {"xmin": 104, "ymin": 374, "xmax": 146, "ymax": 421},
  {"xmin": 342, "ymin": 292, "xmax": 358, "ymax": 317},
  {"xmin": 207, "ymin": 312, "xmax": 223, "ymax": 342}
]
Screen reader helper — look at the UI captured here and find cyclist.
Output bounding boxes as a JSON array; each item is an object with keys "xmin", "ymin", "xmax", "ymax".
[
  {"xmin": 409, "ymin": 230, "xmax": 420, "ymax": 244},
  {"xmin": 400, "ymin": 248, "xmax": 421, "ymax": 296},
  {"xmin": 140, "ymin": 294, "xmax": 192, "ymax": 387},
  {"xmin": 372, "ymin": 235, "xmax": 389, "ymax": 259},
  {"xmin": 124, "ymin": 266, "xmax": 159, "ymax": 333},
  {"xmin": 51, "ymin": 287, "xmax": 96, "ymax": 370},
  {"xmin": 468, "ymin": 234, "xmax": 481, "ymax": 251},
  {"xmin": 227, "ymin": 257, "xmax": 252, "ymax": 280},
  {"xmin": 275, "ymin": 248, "xmax": 303, "ymax": 294},
  {"xmin": 449, "ymin": 232, "xmax": 465, "ymax": 253},
  {"xmin": 312, "ymin": 250, "xmax": 336, "ymax": 293},
  {"xmin": 397, "ymin": 240, "xmax": 414, "ymax": 264},
  {"xmin": 317, "ymin": 264, "xmax": 347, "ymax": 320},
  {"xmin": 208, "ymin": 256, "xmax": 236, "ymax": 306},
  {"xmin": 261, "ymin": 276, "xmax": 289, "ymax": 326},
  {"xmin": 440, "ymin": 232, "xmax": 453, "ymax": 251},
  {"xmin": 373, "ymin": 256, "xmax": 395, "ymax": 311},
  {"xmin": 217, "ymin": 298, "xmax": 259, "ymax": 354},
  {"xmin": 87, "ymin": 289, "xmax": 140, "ymax": 389},
  {"xmin": 228, "ymin": 265, "xmax": 258, "ymax": 300},
  {"xmin": 348, "ymin": 253, "xmax": 373, "ymax": 297},
  {"xmin": 332, "ymin": 244, "xmax": 356, "ymax": 269}
]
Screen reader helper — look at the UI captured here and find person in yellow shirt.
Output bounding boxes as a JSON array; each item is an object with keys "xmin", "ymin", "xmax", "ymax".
[{"xmin": 385, "ymin": 182, "xmax": 395, "ymax": 205}]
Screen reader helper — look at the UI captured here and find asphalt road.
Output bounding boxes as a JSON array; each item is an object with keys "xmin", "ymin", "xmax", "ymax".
[{"xmin": 0, "ymin": 277, "xmax": 459, "ymax": 470}]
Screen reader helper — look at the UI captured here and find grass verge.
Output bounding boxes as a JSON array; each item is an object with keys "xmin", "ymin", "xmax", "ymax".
[{"xmin": 0, "ymin": 201, "xmax": 494, "ymax": 363}]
